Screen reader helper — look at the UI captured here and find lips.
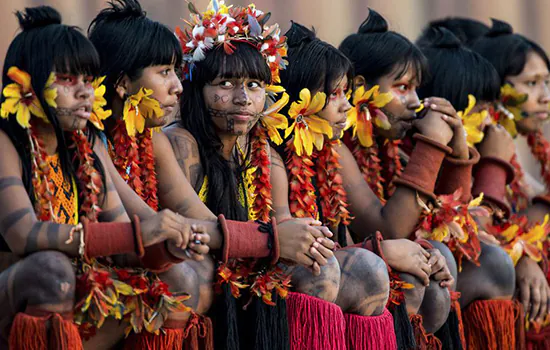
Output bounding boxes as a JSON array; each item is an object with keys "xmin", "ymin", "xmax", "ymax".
[
  {"xmin": 73, "ymin": 105, "xmax": 92, "ymax": 120},
  {"xmin": 229, "ymin": 112, "xmax": 255, "ymax": 122},
  {"xmin": 534, "ymin": 111, "xmax": 549, "ymax": 120}
]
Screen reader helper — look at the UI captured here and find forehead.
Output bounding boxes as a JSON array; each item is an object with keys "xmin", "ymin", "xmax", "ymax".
[
  {"xmin": 517, "ymin": 51, "xmax": 550, "ymax": 78},
  {"xmin": 377, "ymin": 63, "xmax": 419, "ymax": 86},
  {"xmin": 332, "ymin": 75, "xmax": 349, "ymax": 89}
]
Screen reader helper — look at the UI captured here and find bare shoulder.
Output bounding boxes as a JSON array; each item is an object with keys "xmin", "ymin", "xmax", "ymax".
[
  {"xmin": 269, "ymin": 147, "xmax": 284, "ymax": 168},
  {"xmin": 162, "ymin": 125, "xmax": 203, "ymax": 189},
  {"xmin": 163, "ymin": 125, "xmax": 199, "ymax": 148},
  {"xmin": 0, "ymin": 129, "xmax": 23, "ymax": 175}
]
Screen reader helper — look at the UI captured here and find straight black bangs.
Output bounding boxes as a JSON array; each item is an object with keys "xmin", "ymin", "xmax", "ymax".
[
  {"xmin": 192, "ymin": 42, "xmax": 272, "ymax": 85},
  {"xmin": 53, "ymin": 26, "xmax": 101, "ymax": 76},
  {"xmin": 339, "ymin": 31, "xmax": 428, "ymax": 87},
  {"xmin": 89, "ymin": 12, "xmax": 182, "ymax": 83},
  {"xmin": 281, "ymin": 37, "xmax": 353, "ymax": 104}
]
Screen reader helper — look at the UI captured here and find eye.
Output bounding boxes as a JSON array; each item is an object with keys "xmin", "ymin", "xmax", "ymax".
[
  {"xmin": 248, "ymin": 81, "xmax": 261, "ymax": 89},
  {"xmin": 84, "ymin": 76, "xmax": 94, "ymax": 84},
  {"xmin": 160, "ymin": 68, "xmax": 172, "ymax": 76},
  {"xmin": 220, "ymin": 81, "xmax": 234, "ymax": 88},
  {"xmin": 394, "ymin": 84, "xmax": 408, "ymax": 92},
  {"xmin": 526, "ymin": 80, "xmax": 537, "ymax": 87}
]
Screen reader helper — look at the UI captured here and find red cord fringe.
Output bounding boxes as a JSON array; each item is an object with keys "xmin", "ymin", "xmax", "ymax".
[
  {"xmin": 526, "ymin": 324, "xmax": 550, "ymax": 350},
  {"xmin": 123, "ymin": 313, "xmax": 214, "ymax": 350},
  {"xmin": 182, "ymin": 314, "xmax": 214, "ymax": 350},
  {"xmin": 450, "ymin": 291, "xmax": 466, "ymax": 348},
  {"xmin": 410, "ymin": 314, "xmax": 442, "ymax": 350},
  {"xmin": 345, "ymin": 308, "xmax": 397, "ymax": 350},
  {"xmin": 9, "ymin": 311, "xmax": 83, "ymax": 350},
  {"xmin": 462, "ymin": 299, "xmax": 524, "ymax": 350},
  {"xmin": 286, "ymin": 292, "xmax": 346, "ymax": 350}
]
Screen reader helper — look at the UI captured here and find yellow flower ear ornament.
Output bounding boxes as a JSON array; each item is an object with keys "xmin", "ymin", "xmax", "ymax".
[
  {"xmin": 284, "ymin": 88, "xmax": 332, "ymax": 156},
  {"xmin": 89, "ymin": 77, "xmax": 112, "ymax": 130},
  {"xmin": 0, "ymin": 67, "xmax": 56, "ymax": 128},
  {"xmin": 122, "ymin": 87, "xmax": 164, "ymax": 137},
  {"xmin": 347, "ymin": 85, "xmax": 393, "ymax": 148},
  {"xmin": 458, "ymin": 94, "xmax": 488, "ymax": 147}
]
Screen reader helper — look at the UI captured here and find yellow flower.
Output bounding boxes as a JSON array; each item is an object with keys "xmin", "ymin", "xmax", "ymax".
[
  {"xmin": 261, "ymin": 92, "xmax": 289, "ymax": 145},
  {"xmin": 495, "ymin": 84, "xmax": 528, "ymax": 137},
  {"xmin": 0, "ymin": 67, "xmax": 47, "ymax": 128},
  {"xmin": 89, "ymin": 77, "xmax": 112, "ymax": 130},
  {"xmin": 265, "ymin": 85, "xmax": 286, "ymax": 95},
  {"xmin": 44, "ymin": 72, "xmax": 57, "ymax": 109},
  {"xmin": 457, "ymin": 95, "xmax": 488, "ymax": 147},
  {"xmin": 123, "ymin": 87, "xmax": 164, "ymax": 137},
  {"xmin": 284, "ymin": 88, "xmax": 331, "ymax": 156},
  {"xmin": 347, "ymin": 85, "xmax": 392, "ymax": 147}
]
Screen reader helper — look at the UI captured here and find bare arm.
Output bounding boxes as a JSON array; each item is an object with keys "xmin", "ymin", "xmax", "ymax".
[
  {"xmin": 0, "ymin": 131, "xmax": 131, "ymax": 257},
  {"xmin": 336, "ymin": 142, "xmax": 423, "ymax": 240},
  {"xmin": 161, "ymin": 127, "xmax": 223, "ymax": 249},
  {"xmin": 269, "ymin": 150, "xmax": 294, "ymax": 222}
]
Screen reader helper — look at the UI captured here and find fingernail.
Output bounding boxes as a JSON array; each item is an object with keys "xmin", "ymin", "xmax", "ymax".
[
  {"xmin": 317, "ymin": 237, "xmax": 324, "ymax": 243},
  {"xmin": 431, "ymin": 104, "xmax": 437, "ymax": 108},
  {"xmin": 313, "ymin": 242, "xmax": 319, "ymax": 248}
]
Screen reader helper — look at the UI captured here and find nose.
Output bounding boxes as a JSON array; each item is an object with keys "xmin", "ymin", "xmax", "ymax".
[
  {"xmin": 539, "ymin": 83, "xmax": 550, "ymax": 105},
  {"xmin": 407, "ymin": 91, "xmax": 421, "ymax": 111},
  {"xmin": 233, "ymin": 83, "xmax": 252, "ymax": 106},
  {"xmin": 341, "ymin": 96, "xmax": 352, "ymax": 113},
  {"xmin": 75, "ymin": 81, "xmax": 92, "ymax": 100},
  {"xmin": 170, "ymin": 71, "xmax": 183, "ymax": 96}
]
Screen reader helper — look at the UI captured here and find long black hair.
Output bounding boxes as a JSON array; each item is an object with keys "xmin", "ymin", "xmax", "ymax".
[
  {"xmin": 339, "ymin": 9, "xmax": 428, "ymax": 87},
  {"xmin": 88, "ymin": 0, "xmax": 182, "ymax": 110},
  {"xmin": 179, "ymin": 42, "xmax": 271, "ymax": 221},
  {"xmin": 416, "ymin": 26, "xmax": 500, "ymax": 111},
  {"xmin": 0, "ymin": 6, "xmax": 104, "ymax": 209},
  {"xmin": 472, "ymin": 19, "xmax": 550, "ymax": 84}
]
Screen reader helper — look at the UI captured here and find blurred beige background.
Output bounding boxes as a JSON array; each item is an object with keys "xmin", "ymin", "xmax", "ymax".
[
  {"xmin": 1, "ymin": 0, "xmax": 550, "ymax": 189},
  {"xmin": 1, "ymin": 0, "xmax": 549, "ymax": 65}
]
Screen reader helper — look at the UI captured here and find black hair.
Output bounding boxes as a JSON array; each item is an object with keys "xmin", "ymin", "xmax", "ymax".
[
  {"xmin": 88, "ymin": 0, "xmax": 182, "ymax": 109},
  {"xmin": 472, "ymin": 19, "xmax": 550, "ymax": 84},
  {"xmin": 281, "ymin": 22, "xmax": 353, "ymax": 105},
  {"xmin": 0, "ymin": 6, "xmax": 104, "ymax": 210},
  {"xmin": 179, "ymin": 42, "xmax": 271, "ymax": 221},
  {"xmin": 339, "ymin": 9, "xmax": 428, "ymax": 86},
  {"xmin": 417, "ymin": 17, "xmax": 489, "ymax": 47},
  {"xmin": 416, "ymin": 27, "xmax": 500, "ymax": 111}
]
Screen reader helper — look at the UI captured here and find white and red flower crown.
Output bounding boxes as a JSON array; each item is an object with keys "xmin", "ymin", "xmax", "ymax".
[{"xmin": 176, "ymin": 0, "xmax": 288, "ymax": 83}]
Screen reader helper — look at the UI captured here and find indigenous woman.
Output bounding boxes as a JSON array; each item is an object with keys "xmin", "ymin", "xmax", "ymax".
[
  {"xmin": 340, "ymin": 9, "xmax": 516, "ymax": 349},
  {"xmin": 165, "ymin": 1, "xmax": 342, "ymax": 349},
  {"xmin": 473, "ymin": 19, "xmax": 550, "ymax": 208},
  {"xmin": 0, "ymin": 5, "xmax": 202, "ymax": 349},
  {"xmin": 278, "ymin": 21, "xmax": 454, "ymax": 350},
  {"xmin": 90, "ymin": 1, "xmax": 332, "ymax": 348},
  {"xmin": 470, "ymin": 19, "xmax": 550, "ymax": 349},
  {"xmin": 415, "ymin": 25, "xmax": 533, "ymax": 349}
]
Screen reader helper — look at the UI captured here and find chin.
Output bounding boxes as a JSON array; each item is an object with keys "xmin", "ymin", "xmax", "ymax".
[{"xmin": 146, "ymin": 116, "xmax": 167, "ymax": 129}]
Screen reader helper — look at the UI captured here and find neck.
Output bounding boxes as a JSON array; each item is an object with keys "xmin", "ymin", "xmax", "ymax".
[
  {"xmin": 218, "ymin": 133, "xmax": 239, "ymax": 160},
  {"xmin": 33, "ymin": 119, "xmax": 58, "ymax": 155},
  {"xmin": 104, "ymin": 98, "xmax": 125, "ymax": 139}
]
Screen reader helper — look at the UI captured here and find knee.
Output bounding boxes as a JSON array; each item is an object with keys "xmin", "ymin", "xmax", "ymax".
[
  {"xmin": 428, "ymin": 241, "xmax": 458, "ymax": 283},
  {"xmin": 291, "ymin": 256, "xmax": 341, "ymax": 303},
  {"xmin": 335, "ymin": 248, "xmax": 389, "ymax": 316},
  {"xmin": 401, "ymin": 273, "xmax": 426, "ymax": 315},
  {"xmin": 17, "ymin": 251, "xmax": 75, "ymax": 306},
  {"xmin": 418, "ymin": 283, "xmax": 451, "ymax": 333},
  {"xmin": 479, "ymin": 243, "xmax": 515, "ymax": 297},
  {"xmin": 159, "ymin": 262, "xmax": 200, "ymax": 310}
]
